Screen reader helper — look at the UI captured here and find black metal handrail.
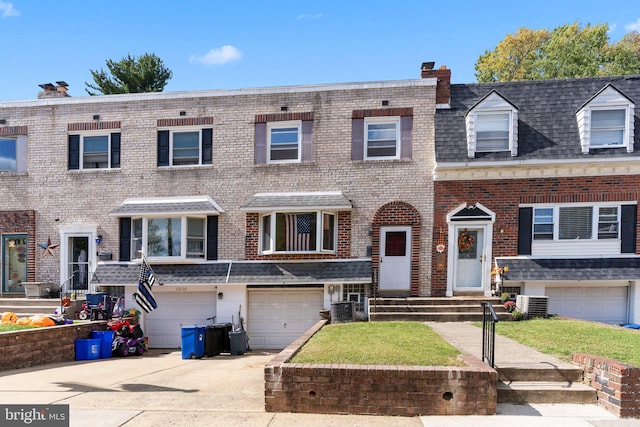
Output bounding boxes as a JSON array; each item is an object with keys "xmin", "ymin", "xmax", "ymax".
[{"xmin": 481, "ymin": 301, "xmax": 499, "ymax": 368}]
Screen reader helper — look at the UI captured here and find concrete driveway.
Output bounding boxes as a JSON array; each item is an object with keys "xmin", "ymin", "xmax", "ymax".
[{"xmin": 0, "ymin": 349, "xmax": 418, "ymax": 427}]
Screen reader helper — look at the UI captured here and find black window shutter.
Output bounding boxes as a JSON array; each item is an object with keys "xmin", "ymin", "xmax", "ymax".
[
  {"xmin": 518, "ymin": 207, "xmax": 533, "ymax": 255},
  {"xmin": 68, "ymin": 134, "xmax": 80, "ymax": 170},
  {"xmin": 400, "ymin": 116, "xmax": 413, "ymax": 159},
  {"xmin": 351, "ymin": 118, "xmax": 364, "ymax": 160},
  {"xmin": 254, "ymin": 123, "xmax": 267, "ymax": 164},
  {"xmin": 119, "ymin": 218, "xmax": 132, "ymax": 262},
  {"xmin": 111, "ymin": 133, "xmax": 121, "ymax": 168},
  {"xmin": 621, "ymin": 204, "xmax": 637, "ymax": 254},
  {"xmin": 202, "ymin": 128, "xmax": 213, "ymax": 165},
  {"xmin": 301, "ymin": 120, "xmax": 313, "ymax": 162},
  {"xmin": 157, "ymin": 130, "xmax": 170, "ymax": 166},
  {"xmin": 207, "ymin": 215, "xmax": 218, "ymax": 260}
]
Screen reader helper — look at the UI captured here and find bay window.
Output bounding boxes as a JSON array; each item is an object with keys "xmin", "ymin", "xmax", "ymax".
[
  {"xmin": 260, "ymin": 211, "xmax": 336, "ymax": 253},
  {"xmin": 130, "ymin": 216, "xmax": 206, "ymax": 260}
]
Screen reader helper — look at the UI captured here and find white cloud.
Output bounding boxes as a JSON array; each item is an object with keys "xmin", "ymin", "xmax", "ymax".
[
  {"xmin": 297, "ymin": 13, "xmax": 322, "ymax": 20},
  {"xmin": 625, "ymin": 18, "xmax": 640, "ymax": 32},
  {"xmin": 190, "ymin": 45, "xmax": 242, "ymax": 66},
  {"xmin": 0, "ymin": 156, "xmax": 16, "ymax": 170},
  {"xmin": 0, "ymin": 1, "xmax": 19, "ymax": 17}
]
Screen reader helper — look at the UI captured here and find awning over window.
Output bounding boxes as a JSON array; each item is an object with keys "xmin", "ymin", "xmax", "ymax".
[
  {"xmin": 496, "ymin": 257, "xmax": 640, "ymax": 281},
  {"xmin": 109, "ymin": 196, "xmax": 224, "ymax": 217},
  {"xmin": 92, "ymin": 260, "xmax": 371, "ymax": 286},
  {"xmin": 241, "ymin": 191, "xmax": 352, "ymax": 212}
]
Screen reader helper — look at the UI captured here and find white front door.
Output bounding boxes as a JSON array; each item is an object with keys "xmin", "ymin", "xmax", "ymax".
[
  {"xmin": 453, "ymin": 227, "xmax": 485, "ymax": 290},
  {"xmin": 379, "ymin": 226, "xmax": 411, "ymax": 292}
]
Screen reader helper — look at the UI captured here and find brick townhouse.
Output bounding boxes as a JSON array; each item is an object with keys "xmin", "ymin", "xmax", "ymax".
[
  {"xmin": 0, "ymin": 64, "xmax": 443, "ymax": 349},
  {"xmin": 432, "ymin": 75, "xmax": 640, "ymax": 324}
]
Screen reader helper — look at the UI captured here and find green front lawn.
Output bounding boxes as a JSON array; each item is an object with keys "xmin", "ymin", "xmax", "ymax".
[
  {"xmin": 290, "ymin": 321, "xmax": 464, "ymax": 366},
  {"xmin": 0, "ymin": 324, "xmax": 37, "ymax": 332},
  {"xmin": 491, "ymin": 317, "xmax": 640, "ymax": 366}
]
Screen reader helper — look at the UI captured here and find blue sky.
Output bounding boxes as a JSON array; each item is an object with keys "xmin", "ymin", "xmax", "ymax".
[{"xmin": 0, "ymin": 0, "xmax": 639, "ymax": 101}]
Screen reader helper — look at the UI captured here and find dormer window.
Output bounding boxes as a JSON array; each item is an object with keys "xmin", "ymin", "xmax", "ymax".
[
  {"xmin": 465, "ymin": 91, "xmax": 518, "ymax": 158},
  {"xmin": 577, "ymin": 84, "xmax": 635, "ymax": 153}
]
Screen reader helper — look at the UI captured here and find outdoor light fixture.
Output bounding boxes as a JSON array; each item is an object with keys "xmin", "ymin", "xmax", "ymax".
[
  {"xmin": 381, "ymin": 100, "xmax": 389, "ymax": 106},
  {"xmin": 95, "ymin": 234, "xmax": 103, "ymax": 244},
  {"xmin": 93, "ymin": 115, "xmax": 100, "ymax": 120},
  {"xmin": 179, "ymin": 111, "xmax": 186, "ymax": 116},
  {"xmin": 280, "ymin": 106, "xmax": 288, "ymax": 111},
  {"xmin": 217, "ymin": 292, "xmax": 223, "ymax": 300}
]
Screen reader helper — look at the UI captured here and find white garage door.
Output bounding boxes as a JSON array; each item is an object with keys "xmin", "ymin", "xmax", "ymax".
[
  {"xmin": 145, "ymin": 291, "xmax": 216, "ymax": 348},
  {"xmin": 546, "ymin": 286, "xmax": 628, "ymax": 324},
  {"xmin": 248, "ymin": 288, "xmax": 324, "ymax": 350}
]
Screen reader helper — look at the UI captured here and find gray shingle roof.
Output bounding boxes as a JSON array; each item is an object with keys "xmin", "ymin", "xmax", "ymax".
[
  {"xmin": 495, "ymin": 257, "xmax": 640, "ymax": 281},
  {"xmin": 109, "ymin": 197, "xmax": 223, "ymax": 216},
  {"xmin": 241, "ymin": 192, "xmax": 352, "ymax": 211},
  {"xmin": 436, "ymin": 75, "xmax": 640, "ymax": 162},
  {"xmin": 92, "ymin": 260, "xmax": 371, "ymax": 286}
]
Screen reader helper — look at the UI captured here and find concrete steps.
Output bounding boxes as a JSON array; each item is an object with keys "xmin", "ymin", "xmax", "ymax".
[
  {"xmin": 369, "ymin": 297, "xmax": 512, "ymax": 322},
  {"xmin": 496, "ymin": 364, "xmax": 596, "ymax": 405},
  {"xmin": 0, "ymin": 297, "xmax": 62, "ymax": 317}
]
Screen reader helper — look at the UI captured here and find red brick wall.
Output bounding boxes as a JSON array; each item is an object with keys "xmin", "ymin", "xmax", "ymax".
[
  {"xmin": 265, "ymin": 320, "xmax": 498, "ymax": 416},
  {"xmin": 0, "ymin": 210, "xmax": 37, "ymax": 282},
  {"xmin": 431, "ymin": 176, "xmax": 640, "ymax": 296},
  {"xmin": 372, "ymin": 201, "xmax": 421, "ymax": 295},
  {"xmin": 245, "ymin": 211, "xmax": 352, "ymax": 260},
  {"xmin": 572, "ymin": 353, "xmax": 640, "ymax": 418}
]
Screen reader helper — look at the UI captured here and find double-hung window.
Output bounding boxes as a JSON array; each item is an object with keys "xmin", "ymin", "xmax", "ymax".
[
  {"xmin": 68, "ymin": 133, "xmax": 120, "ymax": 170},
  {"xmin": 0, "ymin": 138, "xmax": 17, "ymax": 171},
  {"xmin": 532, "ymin": 205, "xmax": 620, "ymax": 241},
  {"xmin": 268, "ymin": 121, "xmax": 301, "ymax": 163},
  {"xmin": 260, "ymin": 211, "xmax": 336, "ymax": 253},
  {"xmin": 131, "ymin": 216, "xmax": 206, "ymax": 260},
  {"xmin": 590, "ymin": 109, "xmax": 626, "ymax": 148},
  {"xmin": 365, "ymin": 117, "xmax": 400, "ymax": 159},
  {"xmin": 157, "ymin": 128, "xmax": 213, "ymax": 167},
  {"xmin": 475, "ymin": 112, "xmax": 510, "ymax": 152}
]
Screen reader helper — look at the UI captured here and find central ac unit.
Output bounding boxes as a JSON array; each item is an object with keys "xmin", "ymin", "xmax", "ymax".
[{"xmin": 516, "ymin": 295, "xmax": 549, "ymax": 318}]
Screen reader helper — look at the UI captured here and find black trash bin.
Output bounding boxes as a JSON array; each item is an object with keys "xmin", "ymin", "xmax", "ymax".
[
  {"xmin": 229, "ymin": 330, "xmax": 245, "ymax": 356},
  {"xmin": 205, "ymin": 323, "xmax": 232, "ymax": 356}
]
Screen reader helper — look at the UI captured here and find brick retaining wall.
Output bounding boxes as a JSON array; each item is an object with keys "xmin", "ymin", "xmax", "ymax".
[
  {"xmin": 572, "ymin": 353, "xmax": 640, "ymax": 418},
  {"xmin": 0, "ymin": 322, "xmax": 108, "ymax": 371},
  {"xmin": 265, "ymin": 320, "xmax": 498, "ymax": 416}
]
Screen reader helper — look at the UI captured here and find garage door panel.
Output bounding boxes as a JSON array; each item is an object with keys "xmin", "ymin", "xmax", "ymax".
[
  {"xmin": 546, "ymin": 286, "xmax": 627, "ymax": 324},
  {"xmin": 146, "ymin": 292, "xmax": 216, "ymax": 349},
  {"xmin": 248, "ymin": 289, "xmax": 323, "ymax": 350}
]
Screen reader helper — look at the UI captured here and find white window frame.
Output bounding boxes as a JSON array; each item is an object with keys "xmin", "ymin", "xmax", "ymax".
[
  {"xmin": 130, "ymin": 215, "xmax": 206, "ymax": 261},
  {"xmin": 475, "ymin": 111, "xmax": 512, "ymax": 153},
  {"xmin": 79, "ymin": 133, "xmax": 112, "ymax": 170},
  {"xmin": 364, "ymin": 116, "xmax": 400, "ymax": 160},
  {"xmin": 532, "ymin": 205, "xmax": 621, "ymax": 241},
  {"xmin": 589, "ymin": 106, "xmax": 629, "ymax": 149},
  {"xmin": 259, "ymin": 210, "xmax": 337, "ymax": 254},
  {"xmin": 168, "ymin": 127, "xmax": 203, "ymax": 166},
  {"xmin": 267, "ymin": 120, "xmax": 301, "ymax": 164},
  {"xmin": 0, "ymin": 135, "xmax": 27, "ymax": 172}
]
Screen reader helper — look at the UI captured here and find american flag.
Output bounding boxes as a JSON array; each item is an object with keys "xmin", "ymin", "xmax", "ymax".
[
  {"xmin": 285, "ymin": 213, "xmax": 313, "ymax": 251},
  {"xmin": 133, "ymin": 258, "xmax": 158, "ymax": 313}
]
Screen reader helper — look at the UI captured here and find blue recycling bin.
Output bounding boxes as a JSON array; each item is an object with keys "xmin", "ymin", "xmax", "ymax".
[
  {"xmin": 91, "ymin": 330, "xmax": 115, "ymax": 358},
  {"xmin": 181, "ymin": 326, "xmax": 206, "ymax": 359}
]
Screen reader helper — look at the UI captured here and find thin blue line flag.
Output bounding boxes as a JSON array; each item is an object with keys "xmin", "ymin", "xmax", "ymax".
[{"xmin": 133, "ymin": 258, "xmax": 158, "ymax": 313}]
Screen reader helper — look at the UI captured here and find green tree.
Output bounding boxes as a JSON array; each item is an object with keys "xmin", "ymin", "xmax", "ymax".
[
  {"xmin": 85, "ymin": 53, "xmax": 173, "ymax": 95},
  {"xmin": 475, "ymin": 22, "xmax": 640, "ymax": 82}
]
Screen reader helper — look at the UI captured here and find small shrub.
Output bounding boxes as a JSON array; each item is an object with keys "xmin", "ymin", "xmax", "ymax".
[
  {"xmin": 500, "ymin": 292, "xmax": 511, "ymax": 303},
  {"xmin": 512, "ymin": 309, "xmax": 525, "ymax": 321}
]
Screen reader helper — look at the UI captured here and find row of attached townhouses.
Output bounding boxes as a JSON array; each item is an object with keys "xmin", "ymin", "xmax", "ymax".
[{"xmin": 1, "ymin": 62, "xmax": 639, "ymax": 349}]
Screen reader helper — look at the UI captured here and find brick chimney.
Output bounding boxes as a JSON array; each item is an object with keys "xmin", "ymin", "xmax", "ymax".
[
  {"xmin": 421, "ymin": 62, "xmax": 450, "ymax": 106},
  {"xmin": 38, "ymin": 81, "xmax": 70, "ymax": 99}
]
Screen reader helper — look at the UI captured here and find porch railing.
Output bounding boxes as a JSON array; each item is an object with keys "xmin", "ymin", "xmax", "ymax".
[{"xmin": 481, "ymin": 301, "xmax": 499, "ymax": 368}]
